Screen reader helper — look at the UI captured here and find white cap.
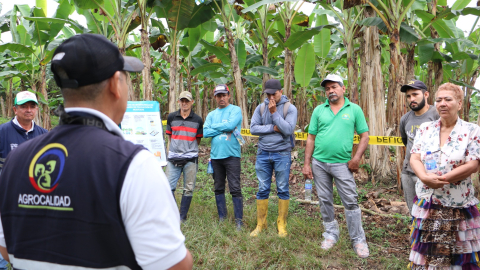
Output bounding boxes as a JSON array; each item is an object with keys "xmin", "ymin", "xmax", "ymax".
[
  {"xmin": 321, "ymin": 74, "xmax": 344, "ymax": 87},
  {"xmin": 15, "ymin": 91, "xmax": 38, "ymax": 105}
]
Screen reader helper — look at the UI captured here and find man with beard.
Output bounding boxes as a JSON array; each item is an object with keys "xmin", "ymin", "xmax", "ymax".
[
  {"xmin": 302, "ymin": 74, "xmax": 370, "ymax": 258},
  {"xmin": 399, "ymin": 80, "xmax": 439, "ymax": 214}
]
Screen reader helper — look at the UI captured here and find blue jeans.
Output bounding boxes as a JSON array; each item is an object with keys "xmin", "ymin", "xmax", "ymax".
[
  {"xmin": 255, "ymin": 150, "xmax": 291, "ymax": 200},
  {"xmin": 166, "ymin": 160, "xmax": 198, "ymax": 196},
  {"xmin": 0, "ymin": 253, "xmax": 7, "ymax": 270}
]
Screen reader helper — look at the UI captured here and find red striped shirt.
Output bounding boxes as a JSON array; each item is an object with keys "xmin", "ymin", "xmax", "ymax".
[{"xmin": 171, "ymin": 135, "xmax": 197, "ymax": 141}]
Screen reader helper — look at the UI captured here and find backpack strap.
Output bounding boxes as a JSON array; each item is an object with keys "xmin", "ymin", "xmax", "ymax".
[{"xmin": 283, "ymin": 102, "xmax": 290, "ymax": 118}]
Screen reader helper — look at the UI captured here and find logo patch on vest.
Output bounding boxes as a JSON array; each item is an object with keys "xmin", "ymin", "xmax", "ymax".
[
  {"xmin": 18, "ymin": 143, "xmax": 72, "ymax": 211},
  {"xmin": 29, "ymin": 143, "xmax": 68, "ymax": 193}
]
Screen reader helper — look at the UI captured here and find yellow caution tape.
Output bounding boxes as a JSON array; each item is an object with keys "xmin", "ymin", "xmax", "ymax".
[
  {"xmin": 353, "ymin": 135, "xmax": 404, "ymax": 146},
  {"xmin": 241, "ymin": 129, "xmax": 403, "ymax": 146},
  {"xmin": 162, "ymin": 122, "xmax": 403, "ymax": 146}
]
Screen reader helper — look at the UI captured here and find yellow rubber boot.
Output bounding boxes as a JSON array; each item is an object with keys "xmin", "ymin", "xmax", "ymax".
[
  {"xmin": 250, "ymin": 199, "xmax": 269, "ymax": 237},
  {"xmin": 277, "ymin": 199, "xmax": 289, "ymax": 237}
]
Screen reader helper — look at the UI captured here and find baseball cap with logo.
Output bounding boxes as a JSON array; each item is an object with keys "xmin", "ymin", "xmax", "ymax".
[
  {"xmin": 50, "ymin": 33, "xmax": 144, "ymax": 89},
  {"xmin": 321, "ymin": 74, "xmax": 344, "ymax": 87},
  {"xmin": 15, "ymin": 91, "xmax": 38, "ymax": 106},
  {"xmin": 178, "ymin": 91, "xmax": 193, "ymax": 101},
  {"xmin": 214, "ymin": 84, "xmax": 230, "ymax": 96},
  {"xmin": 264, "ymin": 79, "xmax": 282, "ymax": 94},
  {"xmin": 400, "ymin": 80, "xmax": 427, "ymax": 93}
]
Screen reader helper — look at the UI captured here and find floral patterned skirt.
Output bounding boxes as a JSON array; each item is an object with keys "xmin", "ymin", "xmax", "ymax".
[{"xmin": 409, "ymin": 196, "xmax": 480, "ymax": 270}]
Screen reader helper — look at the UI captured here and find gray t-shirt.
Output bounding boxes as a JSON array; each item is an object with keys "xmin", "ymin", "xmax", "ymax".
[{"xmin": 399, "ymin": 105, "xmax": 439, "ymax": 174}]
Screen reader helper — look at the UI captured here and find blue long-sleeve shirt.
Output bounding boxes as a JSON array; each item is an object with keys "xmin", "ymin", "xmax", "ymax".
[
  {"xmin": 204, "ymin": 104, "xmax": 242, "ymax": 159},
  {"xmin": 250, "ymin": 95, "xmax": 297, "ymax": 152},
  {"xmin": 0, "ymin": 118, "xmax": 48, "ymax": 170}
]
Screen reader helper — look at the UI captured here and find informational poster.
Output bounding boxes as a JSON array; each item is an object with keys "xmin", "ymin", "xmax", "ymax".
[{"xmin": 121, "ymin": 101, "xmax": 167, "ymax": 166}]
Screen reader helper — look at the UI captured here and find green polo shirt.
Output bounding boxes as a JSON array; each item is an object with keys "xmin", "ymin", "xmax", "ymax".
[{"xmin": 308, "ymin": 98, "xmax": 369, "ymax": 163}]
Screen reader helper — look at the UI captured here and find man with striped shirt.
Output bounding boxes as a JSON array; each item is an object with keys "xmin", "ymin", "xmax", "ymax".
[{"xmin": 166, "ymin": 91, "xmax": 203, "ymax": 222}]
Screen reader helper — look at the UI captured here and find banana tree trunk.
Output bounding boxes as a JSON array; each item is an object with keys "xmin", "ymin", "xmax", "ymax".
[
  {"xmin": 202, "ymin": 80, "xmax": 209, "ymax": 121},
  {"xmin": 168, "ymin": 51, "xmax": 178, "ymax": 114},
  {"xmin": 0, "ymin": 97, "xmax": 4, "ymax": 118},
  {"xmin": 386, "ymin": 29, "xmax": 406, "ymax": 191},
  {"xmin": 6, "ymin": 79, "xmax": 13, "ymax": 118},
  {"xmin": 405, "ymin": 45, "xmax": 415, "ymax": 81},
  {"xmin": 40, "ymin": 65, "xmax": 51, "ymax": 130},
  {"xmin": 464, "ymin": 70, "xmax": 478, "ymax": 121},
  {"xmin": 119, "ymin": 48, "xmax": 135, "ymax": 101},
  {"xmin": 295, "ymin": 87, "xmax": 307, "ymax": 131},
  {"xmin": 427, "ymin": 0, "xmax": 442, "ymax": 105},
  {"xmin": 140, "ymin": 29, "xmax": 152, "ymax": 101},
  {"xmin": 194, "ymin": 76, "xmax": 201, "ymax": 118},
  {"xmin": 284, "ymin": 24, "xmax": 293, "ymax": 100},
  {"xmin": 360, "ymin": 7, "xmax": 390, "ymax": 178},
  {"xmin": 346, "ymin": 40, "xmax": 358, "ymax": 104},
  {"xmin": 187, "ymin": 72, "xmax": 192, "ymax": 93},
  {"xmin": 178, "ymin": 72, "xmax": 183, "ymax": 93},
  {"xmin": 225, "ymin": 27, "xmax": 249, "ymax": 129},
  {"xmin": 262, "ymin": 36, "xmax": 270, "ymax": 86}
]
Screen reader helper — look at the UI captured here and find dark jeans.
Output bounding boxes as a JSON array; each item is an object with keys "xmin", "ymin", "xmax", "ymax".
[{"xmin": 212, "ymin": 157, "xmax": 242, "ymax": 197}]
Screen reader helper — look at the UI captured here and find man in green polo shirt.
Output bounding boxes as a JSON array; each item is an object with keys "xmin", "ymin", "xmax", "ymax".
[{"xmin": 302, "ymin": 74, "xmax": 370, "ymax": 258}]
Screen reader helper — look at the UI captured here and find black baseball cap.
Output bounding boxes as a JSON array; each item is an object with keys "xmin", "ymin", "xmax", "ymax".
[
  {"xmin": 400, "ymin": 80, "xmax": 427, "ymax": 93},
  {"xmin": 264, "ymin": 79, "xmax": 282, "ymax": 94},
  {"xmin": 214, "ymin": 84, "xmax": 230, "ymax": 96},
  {"xmin": 51, "ymin": 34, "xmax": 144, "ymax": 88}
]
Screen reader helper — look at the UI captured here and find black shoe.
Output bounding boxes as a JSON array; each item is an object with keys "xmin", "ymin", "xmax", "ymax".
[
  {"xmin": 179, "ymin": 195, "xmax": 193, "ymax": 222},
  {"xmin": 232, "ymin": 196, "xmax": 243, "ymax": 231},
  {"xmin": 215, "ymin": 194, "xmax": 227, "ymax": 221}
]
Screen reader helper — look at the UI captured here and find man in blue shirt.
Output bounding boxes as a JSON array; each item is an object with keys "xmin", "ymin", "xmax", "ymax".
[
  {"xmin": 0, "ymin": 92, "xmax": 47, "ymax": 269},
  {"xmin": 0, "ymin": 91, "xmax": 47, "ymax": 173},
  {"xmin": 203, "ymin": 84, "xmax": 243, "ymax": 230}
]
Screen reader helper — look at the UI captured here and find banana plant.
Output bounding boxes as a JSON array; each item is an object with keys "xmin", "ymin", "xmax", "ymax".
[
  {"xmin": 319, "ymin": 1, "xmax": 365, "ymax": 104},
  {"xmin": 0, "ymin": 1, "xmax": 83, "ymax": 129},
  {"xmin": 73, "ymin": 0, "xmax": 140, "ymax": 100},
  {"xmin": 151, "ymin": 0, "xmax": 214, "ymax": 114}
]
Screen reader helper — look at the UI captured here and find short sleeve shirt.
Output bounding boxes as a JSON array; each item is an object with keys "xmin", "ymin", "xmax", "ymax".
[
  {"xmin": 411, "ymin": 118, "xmax": 480, "ymax": 207},
  {"xmin": 166, "ymin": 110, "xmax": 203, "ymax": 159},
  {"xmin": 308, "ymin": 98, "xmax": 369, "ymax": 163}
]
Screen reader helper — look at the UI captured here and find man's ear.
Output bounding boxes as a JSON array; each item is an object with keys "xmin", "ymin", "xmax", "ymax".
[
  {"xmin": 424, "ymin": 91, "xmax": 430, "ymax": 99},
  {"xmin": 107, "ymin": 71, "xmax": 122, "ymax": 100}
]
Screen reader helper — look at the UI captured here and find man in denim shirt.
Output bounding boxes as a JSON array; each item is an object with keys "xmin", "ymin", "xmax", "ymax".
[{"xmin": 249, "ymin": 79, "xmax": 297, "ymax": 237}]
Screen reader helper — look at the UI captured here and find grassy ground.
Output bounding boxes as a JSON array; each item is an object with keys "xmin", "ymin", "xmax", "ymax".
[{"xmin": 175, "ymin": 140, "xmax": 411, "ymax": 269}]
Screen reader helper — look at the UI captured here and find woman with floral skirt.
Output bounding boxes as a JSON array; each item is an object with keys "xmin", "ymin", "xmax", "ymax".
[{"xmin": 409, "ymin": 83, "xmax": 480, "ymax": 269}]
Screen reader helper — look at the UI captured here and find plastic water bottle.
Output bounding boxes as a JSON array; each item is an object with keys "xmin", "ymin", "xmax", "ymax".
[
  {"xmin": 207, "ymin": 159, "xmax": 214, "ymax": 174},
  {"xmin": 305, "ymin": 179, "xmax": 312, "ymax": 201},
  {"xmin": 425, "ymin": 151, "xmax": 437, "ymax": 174},
  {"xmin": 232, "ymin": 127, "xmax": 245, "ymax": 146}
]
